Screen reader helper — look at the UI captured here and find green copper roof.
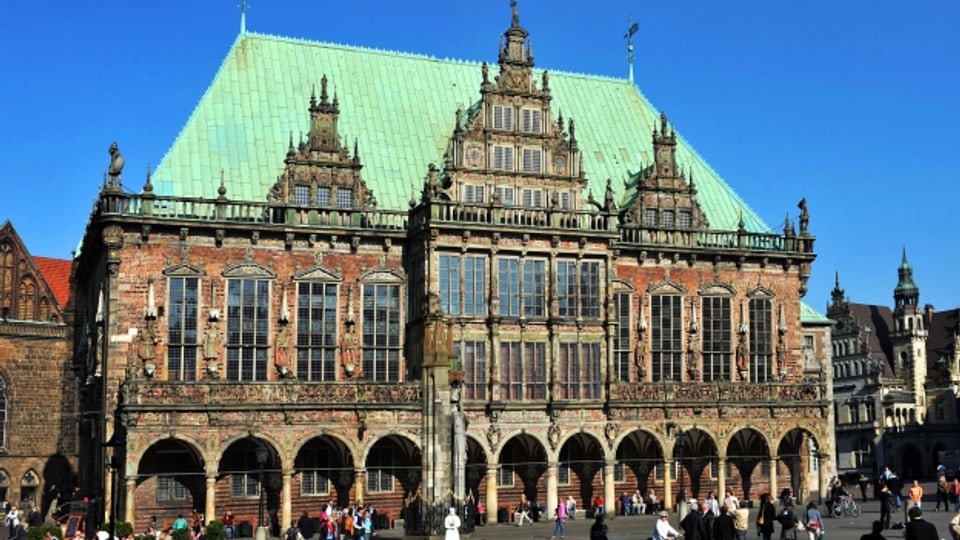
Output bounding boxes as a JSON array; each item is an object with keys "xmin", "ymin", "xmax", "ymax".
[
  {"xmin": 800, "ymin": 302, "xmax": 832, "ymax": 326},
  {"xmin": 151, "ymin": 32, "xmax": 773, "ymax": 233}
]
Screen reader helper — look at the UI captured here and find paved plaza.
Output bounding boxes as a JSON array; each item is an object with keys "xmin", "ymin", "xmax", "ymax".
[{"xmin": 376, "ymin": 482, "xmax": 958, "ymax": 540}]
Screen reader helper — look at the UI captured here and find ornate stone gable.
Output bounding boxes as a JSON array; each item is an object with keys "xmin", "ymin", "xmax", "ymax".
[
  {"xmin": 623, "ymin": 113, "xmax": 708, "ymax": 232},
  {"xmin": 0, "ymin": 221, "xmax": 68, "ymax": 322},
  {"xmin": 432, "ymin": 1, "xmax": 586, "ymax": 210},
  {"xmin": 269, "ymin": 75, "xmax": 376, "ymax": 209}
]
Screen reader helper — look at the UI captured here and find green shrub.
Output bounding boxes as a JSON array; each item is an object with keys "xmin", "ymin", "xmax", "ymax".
[
  {"xmin": 27, "ymin": 525, "xmax": 66, "ymax": 540},
  {"xmin": 172, "ymin": 528, "xmax": 192, "ymax": 540},
  {"xmin": 206, "ymin": 520, "xmax": 225, "ymax": 540},
  {"xmin": 116, "ymin": 522, "xmax": 135, "ymax": 538}
]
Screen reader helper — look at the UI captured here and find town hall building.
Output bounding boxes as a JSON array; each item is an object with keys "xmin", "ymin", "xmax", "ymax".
[{"xmin": 71, "ymin": 3, "xmax": 835, "ymax": 533}]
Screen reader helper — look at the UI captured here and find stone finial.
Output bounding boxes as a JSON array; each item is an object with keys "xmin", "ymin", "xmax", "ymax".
[{"xmin": 510, "ymin": 0, "xmax": 519, "ymax": 27}]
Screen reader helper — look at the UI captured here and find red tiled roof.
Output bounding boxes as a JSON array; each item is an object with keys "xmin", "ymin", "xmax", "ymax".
[{"xmin": 33, "ymin": 256, "xmax": 72, "ymax": 309}]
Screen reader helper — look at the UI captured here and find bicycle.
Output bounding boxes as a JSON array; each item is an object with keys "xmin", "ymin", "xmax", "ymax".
[{"xmin": 831, "ymin": 496, "xmax": 860, "ymax": 518}]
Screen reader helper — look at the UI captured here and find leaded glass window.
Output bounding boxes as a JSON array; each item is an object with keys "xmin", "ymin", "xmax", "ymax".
[
  {"xmin": 226, "ymin": 279, "xmax": 270, "ymax": 381},
  {"xmin": 167, "ymin": 277, "xmax": 199, "ymax": 381},
  {"xmin": 652, "ymin": 295, "xmax": 682, "ymax": 381},
  {"xmin": 297, "ymin": 282, "xmax": 338, "ymax": 381}
]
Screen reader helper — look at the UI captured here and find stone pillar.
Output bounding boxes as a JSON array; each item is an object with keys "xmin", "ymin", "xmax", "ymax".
[
  {"xmin": 546, "ymin": 462, "xmax": 558, "ymax": 520},
  {"xmin": 281, "ymin": 471, "xmax": 292, "ymax": 530},
  {"xmin": 104, "ymin": 467, "xmax": 113, "ymax": 523},
  {"xmin": 125, "ymin": 477, "xmax": 136, "ymax": 525},
  {"xmin": 354, "ymin": 469, "xmax": 366, "ymax": 507},
  {"xmin": 664, "ymin": 459, "xmax": 673, "ymax": 513},
  {"xmin": 769, "ymin": 458, "xmax": 778, "ymax": 502},
  {"xmin": 485, "ymin": 465, "xmax": 498, "ymax": 524},
  {"xmin": 205, "ymin": 475, "xmax": 216, "ymax": 528},
  {"xmin": 603, "ymin": 461, "xmax": 615, "ymax": 518},
  {"xmin": 817, "ymin": 455, "xmax": 827, "ymax": 502},
  {"xmin": 717, "ymin": 454, "xmax": 726, "ymax": 503}
]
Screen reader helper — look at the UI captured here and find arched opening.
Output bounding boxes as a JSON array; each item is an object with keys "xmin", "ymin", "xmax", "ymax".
[
  {"xmin": 293, "ymin": 436, "xmax": 355, "ymax": 509},
  {"xmin": 136, "ymin": 438, "xmax": 205, "ymax": 532},
  {"xmin": 615, "ymin": 430, "xmax": 663, "ymax": 513},
  {"xmin": 726, "ymin": 428, "xmax": 770, "ymax": 500},
  {"xmin": 498, "ymin": 434, "xmax": 547, "ymax": 520}
]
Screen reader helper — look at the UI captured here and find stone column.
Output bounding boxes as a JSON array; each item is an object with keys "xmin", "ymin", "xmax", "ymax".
[
  {"xmin": 817, "ymin": 455, "xmax": 827, "ymax": 502},
  {"xmin": 769, "ymin": 457, "xmax": 778, "ymax": 502},
  {"xmin": 485, "ymin": 465, "xmax": 498, "ymax": 524},
  {"xmin": 125, "ymin": 477, "xmax": 136, "ymax": 525},
  {"xmin": 717, "ymin": 454, "xmax": 726, "ymax": 503},
  {"xmin": 281, "ymin": 471, "xmax": 292, "ymax": 530},
  {"xmin": 664, "ymin": 458, "xmax": 674, "ymax": 513},
  {"xmin": 603, "ymin": 461, "xmax": 615, "ymax": 518},
  {"xmin": 205, "ymin": 475, "xmax": 216, "ymax": 528},
  {"xmin": 354, "ymin": 469, "xmax": 366, "ymax": 507},
  {"xmin": 546, "ymin": 462, "xmax": 558, "ymax": 520}
]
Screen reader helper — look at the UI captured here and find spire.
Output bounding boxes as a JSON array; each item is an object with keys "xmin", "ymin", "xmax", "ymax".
[
  {"xmin": 831, "ymin": 271, "xmax": 846, "ymax": 307},
  {"xmin": 624, "ymin": 17, "xmax": 639, "ymax": 83},
  {"xmin": 894, "ymin": 246, "xmax": 920, "ymax": 308},
  {"xmin": 239, "ymin": 0, "xmax": 248, "ymax": 34},
  {"xmin": 500, "ymin": 0, "xmax": 531, "ymax": 67}
]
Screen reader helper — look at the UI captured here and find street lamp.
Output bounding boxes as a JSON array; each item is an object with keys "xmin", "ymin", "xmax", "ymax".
[
  {"xmin": 676, "ymin": 429, "xmax": 687, "ymax": 517},
  {"xmin": 255, "ymin": 441, "xmax": 269, "ymax": 540},
  {"xmin": 103, "ymin": 431, "xmax": 126, "ymax": 540}
]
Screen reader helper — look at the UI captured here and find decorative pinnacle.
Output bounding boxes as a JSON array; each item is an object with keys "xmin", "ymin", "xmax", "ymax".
[
  {"xmin": 510, "ymin": 0, "xmax": 519, "ymax": 27},
  {"xmin": 218, "ymin": 170, "xmax": 227, "ymax": 198},
  {"xmin": 143, "ymin": 165, "xmax": 153, "ymax": 194},
  {"xmin": 320, "ymin": 75, "xmax": 329, "ymax": 104}
]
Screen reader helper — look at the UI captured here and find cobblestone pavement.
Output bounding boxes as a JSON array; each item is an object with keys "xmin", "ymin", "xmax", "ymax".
[{"xmin": 377, "ymin": 485, "xmax": 958, "ymax": 540}]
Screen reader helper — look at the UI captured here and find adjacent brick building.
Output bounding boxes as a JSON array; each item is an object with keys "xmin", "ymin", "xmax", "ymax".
[
  {"xmin": 71, "ymin": 4, "xmax": 835, "ymax": 533},
  {"xmin": 0, "ymin": 221, "xmax": 77, "ymax": 513}
]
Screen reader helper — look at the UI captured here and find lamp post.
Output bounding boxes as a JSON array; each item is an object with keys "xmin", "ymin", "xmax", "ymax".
[
  {"xmin": 255, "ymin": 441, "xmax": 269, "ymax": 540},
  {"xmin": 677, "ymin": 429, "xmax": 687, "ymax": 519},
  {"xmin": 103, "ymin": 431, "xmax": 126, "ymax": 540}
]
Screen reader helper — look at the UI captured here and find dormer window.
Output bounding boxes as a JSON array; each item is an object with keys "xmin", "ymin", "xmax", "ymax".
[
  {"xmin": 662, "ymin": 210, "xmax": 675, "ymax": 228},
  {"xmin": 493, "ymin": 145, "xmax": 515, "ymax": 171},
  {"xmin": 337, "ymin": 187, "xmax": 353, "ymax": 208},
  {"xmin": 678, "ymin": 210, "xmax": 692, "ymax": 229},
  {"xmin": 521, "ymin": 108, "xmax": 541, "ymax": 134},
  {"xmin": 317, "ymin": 187, "xmax": 331, "ymax": 206},
  {"xmin": 293, "ymin": 185, "xmax": 310, "ymax": 206},
  {"xmin": 558, "ymin": 192, "xmax": 571, "ymax": 209},
  {"xmin": 521, "ymin": 148, "xmax": 542, "ymax": 173},
  {"xmin": 644, "ymin": 209, "xmax": 657, "ymax": 227},
  {"xmin": 493, "ymin": 105, "xmax": 514, "ymax": 131}
]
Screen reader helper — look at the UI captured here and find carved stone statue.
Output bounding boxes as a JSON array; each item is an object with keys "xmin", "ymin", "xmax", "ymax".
[
  {"xmin": 736, "ymin": 335, "xmax": 748, "ymax": 372},
  {"xmin": 798, "ymin": 198, "xmax": 809, "ymax": 235},
  {"xmin": 634, "ymin": 335, "xmax": 647, "ymax": 376},
  {"xmin": 108, "ymin": 142, "xmax": 125, "ymax": 178},
  {"xmin": 274, "ymin": 323, "xmax": 292, "ymax": 377},
  {"xmin": 138, "ymin": 321, "xmax": 158, "ymax": 362},
  {"xmin": 202, "ymin": 320, "xmax": 221, "ymax": 361},
  {"xmin": 340, "ymin": 324, "xmax": 359, "ymax": 375}
]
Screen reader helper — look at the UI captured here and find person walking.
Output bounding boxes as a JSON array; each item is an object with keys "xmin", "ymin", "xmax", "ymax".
[
  {"xmin": 550, "ymin": 500, "xmax": 567, "ymax": 540},
  {"xmin": 653, "ymin": 510, "xmax": 681, "ymax": 540},
  {"xmin": 908, "ymin": 480, "xmax": 923, "ymax": 510},
  {"xmin": 714, "ymin": 505, "xmax": 736, "ymax": 540},
  {"xmin": 857, "ymin": 474, "xmax": 870, "ymax": 503},
  {"xmin": 443, "ymin": 508, "xmax": 461, "ymax": 540},
  {"xmin": 878, "ymin": 484, "xmax": 893, "ymax": 530},
  {"xmin": 776, "ymin": 499, "xmax": 798, "ymax": 540},
  {"xmin": 948, "ymin": 507, "xmax": 960, "ymax": 540},
  {"xmin": 589, "ymin": 513, "xmax": 608, "ymax": 540},
  {"xmin": 938, "ymin": 475, "xmax": 950, "ymax": 512},
  {"xmin": 803, "ymin": 501, "xmax": 823, "ymax": 540},
  {"xmin": 733, "ymin": 505, "xmax": 749, "ymax": 540},
  {"xmin": 859, "ymin": 520, "xmax": 886, "ymax": 540},
  {"xmin": 757, "ymin": 494, "xmax": 777, "ymax": 540},
  {"xmin": 904, "ymin": 507, "xmax": 939, "ymax": 540}
]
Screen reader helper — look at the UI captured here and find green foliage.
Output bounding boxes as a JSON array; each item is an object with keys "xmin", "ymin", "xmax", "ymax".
[
  {"xmin": 27, "ymin": 525, "xmax": 66, "ymax": 540},
  {"xmin": 172, "ymin": 528, "xmax": 192, "ymax": 540},
  {"xmin": 206, "ymin": 520, "xmax": 225, "ymax": 540},
  {"xmin": 116, "ymin": 522, "xmax": 135, "ymax": 538}
]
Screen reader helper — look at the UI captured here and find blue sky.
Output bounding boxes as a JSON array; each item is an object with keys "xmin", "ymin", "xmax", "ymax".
[{"xmin": 1, "ymin": 0, "xmax": 957, "ymax": 310}]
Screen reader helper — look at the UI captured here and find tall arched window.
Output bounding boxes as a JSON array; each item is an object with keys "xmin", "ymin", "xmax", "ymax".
[{"xmin": 18, "ymin": 279, "xmax": 36, "ymax": 320}]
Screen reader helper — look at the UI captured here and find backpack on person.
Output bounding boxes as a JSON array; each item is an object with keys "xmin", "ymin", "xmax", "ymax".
[
  {"xmin": 286, "ymin": 527, "xmax": 301, "ymax": 540},
  {"xmin": 778, "ymin": 509, "xmax": 796, "ymax": 529}
]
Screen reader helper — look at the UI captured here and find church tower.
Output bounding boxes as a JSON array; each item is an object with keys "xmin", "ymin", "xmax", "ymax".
[{"xmin": 889, "ymin": 248, "xmax": 928, "ymax": 415}]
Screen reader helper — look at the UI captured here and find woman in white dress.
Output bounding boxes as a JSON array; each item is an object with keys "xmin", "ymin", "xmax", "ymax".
[{"xmin": 444, "ymin": 508, "xmax": 461, "ymax": 540}]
